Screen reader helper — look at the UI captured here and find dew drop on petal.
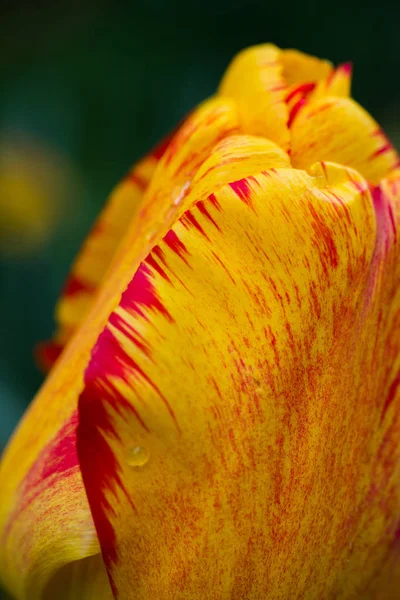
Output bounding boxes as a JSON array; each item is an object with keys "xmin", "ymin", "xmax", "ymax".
[{"xmin": 126, "ymin": 446, "xmax": 150, "ymax": 468}]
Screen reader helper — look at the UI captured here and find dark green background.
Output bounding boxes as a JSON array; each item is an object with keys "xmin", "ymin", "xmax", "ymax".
[{"xmin": 1, "ymin": 0, "xmax": 399, "ymax": 452}]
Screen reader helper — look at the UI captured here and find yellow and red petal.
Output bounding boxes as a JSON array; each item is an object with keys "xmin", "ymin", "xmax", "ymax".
[
  {"xmin": 37, "ymin": 48, "xmax": 358, "ymax": 375},
  {"xmin": 285, "ymin": 63, "xmax": 352, "ymax": 129},
  {"xmin": 78, "ymin": 161, "xmax": 400, "ymax": 599},
  {"xmin": 0, "ymin": 104, "xmax": 256, "ymax": 600},
  {"xmin": 218, "ymin": 44, "xmax": 291, "ymax": 151},
  {"xmin": 290, "ymin": 96, "xmax": 400, "ymax": 184},
  {"xmin": 311, "ymin": 62, "xmax": 352, "ymax": 99},
  {"xmin": 0, "ymin": 146, "xmax": 166, "ymax": 597}
]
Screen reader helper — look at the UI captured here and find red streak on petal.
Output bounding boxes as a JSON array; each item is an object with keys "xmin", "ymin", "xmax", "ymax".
[
  {"xmin": 35, "ymin": 341, "xmax": 63, "ymax": 372},
  {"xmin": 381, "ymin": 370, "xmax": 400, "ymax": 422},
  {"xmin": 369, "ymin": 144, "xmax": 392, "ymax": 160},
  {"xmin": 197, "ymin": 200, "xmax": 221, "ymax": 231},
  {"xmin": 78, "ymin": 385, "xmax": 136, "ymax": 598},
  {"xmin": 86, "ymin": 339, "xmax": 150, "ymax": 432},
  {"xmin": 2, "ymin": 411, "xmax": 80, "ymax": 545},
  {"xmin": 181, "ymin": 210, "xmax": 210, "ymax": 239},
  {"xmin": 87, "ymin": 265, "xmax": 179, "ymax": 429},
  {"xmin": 127, "ymin": 172, "xmax": 148, "ymax": 191},
  {"xmin": 63, "ymin": 275, "xmax": 95, "ymax": 297},
  {"xmin": 120, "ymin": 263, "xmax": 174, "ymax": 323},
  {"xmin": 208, "ymin": 193, "xmax": 222, "ymax": 211},
  {"xmin": 363, "ymin": 185, "xmax": 396, "ymax": 311},
  {"xmin": 153, "ymin": 246, "xmax": 168, "ymax": 266},
  {"xmin": 40, "ymin": 412, "xmax": 79, "ymax": 480},
  {"xmin": 388, "ymin": 203, "xmax": 397, "ymax": 241},
  {"xmin": 145, "ymin": 254, "xmax": 172, "ymax": 283},
  {"xmin": 287, "ymin": 98, "xmax": 307, "ymax": 128},
  {"xmin": 211, "ymin": 251, "xmax": 236, "ymax": 285},
  {"xmin": 229, "ymin": 179, "xmax": 254, "ymax": 209},
  {"xmin": 308, "ymin": 202, "xmax": 339, "ymax": 270},
  {"xmin": 339, "ymin": 62, "xmax": 352, "ymax": 76},
  {"xmin": 285, "ymin": 82, "xmax": 316, "ymax": 103},
  {"xmin": 109, "ymin": 313, "xmax": 150, "ymax": 357},
  {"xmin": 306, "ymin": 101, "xmax": 333, "ymax": 119},
  {"xmin": 164, "ymin": 230, "xmax": 190, "ymax": 264},
  {"xmin": 151, "ymin": 135, "xmax": 172, "ymax": 160},
  {"xmin": 326, "ymin": 63, "xmax": 352, "ymax": 86}
]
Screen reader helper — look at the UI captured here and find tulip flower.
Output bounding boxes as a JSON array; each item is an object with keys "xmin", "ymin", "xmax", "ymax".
[{"xmin": 1, "ymin": 44, "xmax": 399, "ymax": 600}]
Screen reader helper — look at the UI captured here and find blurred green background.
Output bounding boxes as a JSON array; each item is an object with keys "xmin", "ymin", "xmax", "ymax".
[{"xmin": 0, "ymin": 0, "xmax": 399, "ymax": 454}]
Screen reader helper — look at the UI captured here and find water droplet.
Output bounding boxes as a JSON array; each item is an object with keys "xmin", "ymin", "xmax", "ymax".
[{"xmin": 127, "ymin": 446, "xmax": 150, "ymax": 468}]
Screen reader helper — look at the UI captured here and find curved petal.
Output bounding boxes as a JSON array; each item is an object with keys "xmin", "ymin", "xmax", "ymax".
[
  {"xmin": 218, "ymin": 44, "xmax": 290, "ymax": 150},
  {"xmin": 0, "ymin": 399, "xmax": 105, "ymax": 599},
  {"xmin": 0, "ymin": 105, "xmax": 283, "ymax": 600},
  {"xmin": 78, "ymin": 162, "xmax": 400, "ymax": 598},
  {"xmin": 290, "ymin": 96, "xmax": 400, "ymax": 183}
]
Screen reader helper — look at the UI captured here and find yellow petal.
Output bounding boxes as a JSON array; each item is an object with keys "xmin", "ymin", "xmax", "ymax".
[
  {"xmin": 0, "ymin": 103, "xmax": 260, "ymax": 600},
  {"xmin": 281, "ymin": 48, "xmax": 333, "ymax": 84},
  {"xmin": 311, "ymin": 62, "xmax": 352, "ymax": 99},
  {"xmin": 0, "ymin": 149, "xmax": 159, "ymax": 597},
  {"xmin": 77, "ymin": 161, "xmax": 400, "ymax": 598},
  {"xmin": 218, "ymin": 44, "xmax": 290, "ymax": 150},
  {"xmin": 291, "ymin": 96, "xmax": 400, "ymax": 183},
  {"xmin": 0, "ymin": 400, "xmax": 107, "ymax": 599}
]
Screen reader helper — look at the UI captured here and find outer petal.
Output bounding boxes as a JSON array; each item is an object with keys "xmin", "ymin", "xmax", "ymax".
[
  {"xmin": 290, "ymin": 96, "xmax": 399, "ymax": 183},
  {"xmin": 78, "ymin": 162, "xmax": 400, "ymax": 599},
  {"xmin": 0, "ymin": 112, "xmax": 286, "ymax": 600},
  {"xmin": 218, "ymin": 44, "xmax": 290, "ymax": 150}
]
